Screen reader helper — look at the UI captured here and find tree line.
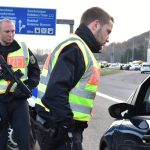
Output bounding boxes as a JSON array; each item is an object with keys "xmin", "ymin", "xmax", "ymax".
[{"xmin": 99, "ymin": 31, "xmax": 149, "ymax": 63}]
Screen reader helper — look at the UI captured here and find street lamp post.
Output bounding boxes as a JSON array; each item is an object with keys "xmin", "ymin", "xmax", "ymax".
[
  {"xmin": 147, "ymin": 31, "xmax": 150, "ymax": 63},
  {"xmin": 132, "ymin": 39, "xmax": 134, "ymax": 61},
  {"xmin": 113, "ymin": 44, "xmax": 115, "ymax": 63}
]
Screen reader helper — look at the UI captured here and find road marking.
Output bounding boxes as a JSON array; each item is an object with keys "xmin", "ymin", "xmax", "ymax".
[{"xmin": 96, "ymin": 92, "xmax": 124, "ymax": 103}]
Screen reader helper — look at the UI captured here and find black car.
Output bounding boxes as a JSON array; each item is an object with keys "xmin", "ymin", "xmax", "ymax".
[{"xmin": 99, "ymin": 75, "xmax": 150, "ymax": 150}]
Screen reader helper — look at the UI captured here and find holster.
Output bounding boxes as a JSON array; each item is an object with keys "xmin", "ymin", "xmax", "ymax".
[
  {"xmin": 31, "ymin": 115, "xmax": 75, "ymax": 149},
  {"xmin": 30, "ymin": 115, "xmax": 56, "ymax": 138}
]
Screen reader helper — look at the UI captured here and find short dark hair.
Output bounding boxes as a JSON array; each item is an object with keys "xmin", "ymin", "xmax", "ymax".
[{"xmin": 80, "ymin": 7, "xmax": 114, "ymax": 26}]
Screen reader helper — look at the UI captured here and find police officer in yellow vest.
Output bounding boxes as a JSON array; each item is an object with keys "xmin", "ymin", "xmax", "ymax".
[
  {"xmin": 0, "ymin": 19, "xmax": 40, "ymax": 150},
  {"xmin": 35, "ymin": 7, "xmax": 114, "ymax": 150}
]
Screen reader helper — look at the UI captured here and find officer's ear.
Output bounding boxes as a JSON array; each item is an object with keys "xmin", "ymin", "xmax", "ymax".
[{"xmin": 87, "ymin": 20, "xmax": 101, "ymax": 34}]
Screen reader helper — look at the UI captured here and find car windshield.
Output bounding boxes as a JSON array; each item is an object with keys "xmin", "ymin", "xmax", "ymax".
[{"xmin": 143, "ymin": 65, "xmax": 150, "ymax": 67}]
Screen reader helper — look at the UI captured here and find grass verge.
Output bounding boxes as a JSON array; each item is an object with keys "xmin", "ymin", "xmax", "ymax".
[{"xmin": 101, "ymin": 69, "xmax": 123, "ymax": 76}]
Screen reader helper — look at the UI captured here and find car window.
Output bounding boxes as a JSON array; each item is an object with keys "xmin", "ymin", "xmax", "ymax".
[
  {"xmin": 143, "ymin": 65, "xmax": 150, "ymax": 67},
  {"xmin": 143, "ymin": 87, "xmax": 150, "ymax": 114},
  {"xmin": 133, "ymin": 77, "xmax": 150, "ymax": 115}
]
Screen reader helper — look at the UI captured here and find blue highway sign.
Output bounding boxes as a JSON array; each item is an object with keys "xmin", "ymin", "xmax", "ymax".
[{"xmin": 0, "ymin": 6, "xmax": 56, "ymax": 35}]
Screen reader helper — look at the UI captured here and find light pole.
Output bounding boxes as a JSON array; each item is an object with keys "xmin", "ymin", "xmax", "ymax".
[
  {"xmin": 146, "ymin": 31, "xmax": 150, "ymax": 62},
  {"xmin": 110, "ymin": 43, "xmax": 115, "ymax": 63},
  {"xmin": 132, "ymin": 39, "xmax": 134, "ymax": 61},
  {"xmin": 113, "ymin": 43, "xmax": 115, "ymax": 63}
]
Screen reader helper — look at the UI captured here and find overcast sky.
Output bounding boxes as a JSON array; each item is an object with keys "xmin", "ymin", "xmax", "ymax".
[{"xmin": 1, "ymin": 0, "xmax": 150, "ymax": 51}]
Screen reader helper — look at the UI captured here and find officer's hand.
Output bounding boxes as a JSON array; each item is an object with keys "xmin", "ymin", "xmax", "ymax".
[
  {"xmin": 0, "ymin": 65, "xmax": 12, "ymax": 81},
  {"xmin": 0, "ymin": 69, "xmax": 11, "ymax": 81},
  {"xmin": 13, "ymin": 85, "xmax": 31, "ymax": 99},
  {"xmin": 49, "ymin": 119, "xmax": 75, "ymax": 144},
  {"xmin": 59, "ymin": 119, "xmax": 75, "ymax": 130}
]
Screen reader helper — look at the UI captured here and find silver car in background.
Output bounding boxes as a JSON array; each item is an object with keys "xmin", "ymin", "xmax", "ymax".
[
  {"xmin": 141, "ymin": 62, "xmax": 150, "ymax": 74},
  {"xmin": 129, "ymin": 63, "xmax": 141, "ymax": 71}
]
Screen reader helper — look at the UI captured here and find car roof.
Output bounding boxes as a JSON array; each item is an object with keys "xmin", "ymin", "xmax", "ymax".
[{"xmin": 142, "ymin": 62, "xmax": 150, "ymax": 65}]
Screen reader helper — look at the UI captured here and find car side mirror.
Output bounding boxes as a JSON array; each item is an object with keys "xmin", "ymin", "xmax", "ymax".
[{"xmin": 109, "ymin": 103, "xmax": 133, "ymax": 119}]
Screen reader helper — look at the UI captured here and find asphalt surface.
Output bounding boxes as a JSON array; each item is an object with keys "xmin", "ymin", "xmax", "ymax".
[
  {"xmin": 83, "ymin": 71, "xmax": 149, "ymax": 150},
  {"xmin": 99, "ymin": 71, "xmax": 149, "ymax": 100}
]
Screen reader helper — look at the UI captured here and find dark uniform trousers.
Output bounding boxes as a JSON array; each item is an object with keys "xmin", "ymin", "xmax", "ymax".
[
  {"xmin": 0, "ymin": 99, "xmax": 32, "ymax": 150},
  {"xmin": 36, "ymin": 126, "xmax": 84, "ymax": 150}
]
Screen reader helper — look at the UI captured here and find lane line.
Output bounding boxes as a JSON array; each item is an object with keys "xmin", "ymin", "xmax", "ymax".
[{"xmin": 96, "ymin": 92, "xmax": 124, "ymax": 103}]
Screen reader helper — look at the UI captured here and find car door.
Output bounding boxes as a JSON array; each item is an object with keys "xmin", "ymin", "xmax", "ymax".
[{"xmin": 116, "ymin": 76, "xmax": 150, "ymax": 150}]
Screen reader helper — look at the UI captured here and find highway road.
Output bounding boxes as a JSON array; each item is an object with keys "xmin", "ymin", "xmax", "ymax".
[{"xmin": 83, "ymin": 71, "xmax": 149, "ymax": 150}]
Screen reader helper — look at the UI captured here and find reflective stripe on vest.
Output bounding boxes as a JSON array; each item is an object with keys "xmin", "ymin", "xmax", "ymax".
[
  {"xmin": 0, "ymin": 42, "xmax": 29, "ymax": 94},
  {"xmin": 37, "ymin": 34, "xmax": 100, "ymax": 121}
]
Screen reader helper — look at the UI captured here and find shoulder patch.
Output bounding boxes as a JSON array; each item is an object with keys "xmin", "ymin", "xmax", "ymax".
[{"xmin": 30, "ymin": 55, "xmax": 36, "ymax": 64}]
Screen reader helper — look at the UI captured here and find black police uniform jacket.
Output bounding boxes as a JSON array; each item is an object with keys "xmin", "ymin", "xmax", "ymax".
[{"xmin": 39, "ymin": 24, "xmax": 100, "ymax": 128}]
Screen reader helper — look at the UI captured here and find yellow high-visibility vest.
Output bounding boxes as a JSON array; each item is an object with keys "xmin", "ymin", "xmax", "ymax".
[
  {"xmin": 0, "ymin": 42, "xmax": 29, "ymax": 94},
  {"xmin": 37, "ymin": 34, "xmax": 100, "ymax": 121}
]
